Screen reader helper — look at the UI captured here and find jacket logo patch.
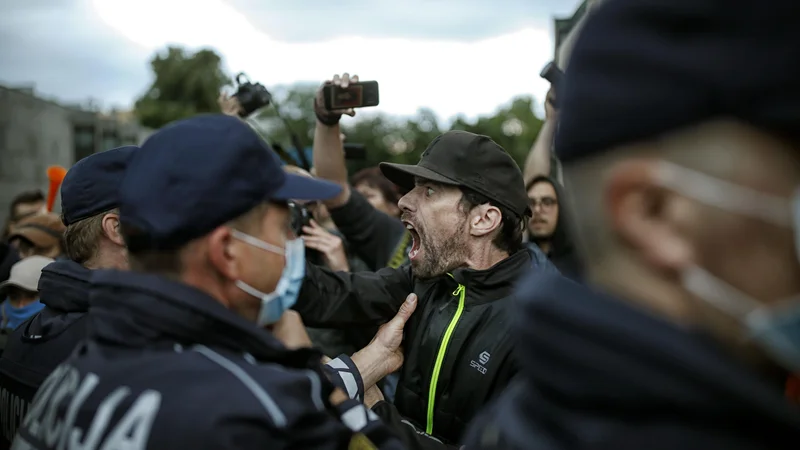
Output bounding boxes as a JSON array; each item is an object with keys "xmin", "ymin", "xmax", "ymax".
[{"xmin": 470, "ymin": 351, "xmax": 491, "ymax": 375}]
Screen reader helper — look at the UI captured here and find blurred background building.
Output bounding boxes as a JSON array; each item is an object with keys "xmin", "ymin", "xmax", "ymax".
[{"xmin": 0, "ymin": 84, "xmax": 150, "ymax": 224}]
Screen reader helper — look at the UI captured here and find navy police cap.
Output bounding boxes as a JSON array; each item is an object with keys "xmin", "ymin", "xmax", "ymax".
[
  {"xmin": 555, "ymin": 0, "xmax": 800, "ymax": 163},
  {"xmin": 119, "ymin": 114, "xmax": 340, "ymax": 251},
  {"xmin": 61, "ymin": 145, "xmax": 138, "ymax": 226}
]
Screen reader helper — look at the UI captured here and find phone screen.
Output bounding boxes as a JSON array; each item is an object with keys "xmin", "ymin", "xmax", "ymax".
[{"xmin": 329, "ymin": 85, "xmax": 364, "ymax": 109}]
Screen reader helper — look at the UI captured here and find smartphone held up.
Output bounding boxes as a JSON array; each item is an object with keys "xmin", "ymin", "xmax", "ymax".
[{"xmin": 323, "ymin": 81, "xmax": 380, "ymax": 111}]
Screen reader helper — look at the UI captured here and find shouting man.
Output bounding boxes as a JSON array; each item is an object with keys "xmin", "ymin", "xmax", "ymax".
[{"xmin": 295, "ymin": 130, "xmax": 556, "ymax": 446}]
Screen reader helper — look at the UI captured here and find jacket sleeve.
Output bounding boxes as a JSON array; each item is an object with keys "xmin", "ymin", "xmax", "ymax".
[
  {"xmin": 215, "ymin": 359, "xmax": 405, "ymax": 450},
  {"xmin": 324, "ymin": 354, "xmax": 365, "ymax": 402},
  {"xmin": 328, "ymin": 189, "xmax": 408, "ymax": 270},
  {"xmin": 295, "ymin": 263, "xmax": 413, "ymax": 327},
  {"xmin": 371, "ymin": 401, "xmax": 461, "ymax": 450},
  {"xmin": 214, "ymin": 400, "xmax": 405, "ymax": 449}
]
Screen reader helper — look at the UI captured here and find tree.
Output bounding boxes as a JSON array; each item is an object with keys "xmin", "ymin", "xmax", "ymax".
[
  {"xmin": 134, "ymin": 47, "xmax": 230, "ymax": 129},
  {"xmin": 451, "ymin": 96, "xmax": 543, "ymax": 169},
  {"xmin": 248, "ymin": 86, "xmax": 543, "ymax": 173}
]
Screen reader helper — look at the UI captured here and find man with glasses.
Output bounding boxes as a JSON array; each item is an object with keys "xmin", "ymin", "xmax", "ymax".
[{"xmin": 525, "ymin": 176, "xmax": 582, "ymax": 279}]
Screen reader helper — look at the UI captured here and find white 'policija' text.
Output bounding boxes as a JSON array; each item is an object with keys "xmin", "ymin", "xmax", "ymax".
[{"xmin": 11, "ymin": 364, "xmax": 161, "ymax": 450}]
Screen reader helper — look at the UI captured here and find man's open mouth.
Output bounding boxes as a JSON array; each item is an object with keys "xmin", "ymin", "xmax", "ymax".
[{"xmin": 404, "ymin": 221, "xmax": 421, "ymax": 260}]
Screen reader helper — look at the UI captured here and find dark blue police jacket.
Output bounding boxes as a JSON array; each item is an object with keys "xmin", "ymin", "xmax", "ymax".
[
  {"xmin": 0, "ymin": 259, "xmax": 91, "ymax": 448},
  {"xmin": 463, "ymin": 273, "xmax": 800, "ymax": 450},
  {"xmin": 12, "ymin": 270, "xmax": 404, "ymax": 449}
]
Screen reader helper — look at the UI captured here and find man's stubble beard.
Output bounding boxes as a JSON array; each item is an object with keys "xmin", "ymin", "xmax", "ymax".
[{"xmin": 412, "ymin": 221, "xmax": 469, "ymax": 280}]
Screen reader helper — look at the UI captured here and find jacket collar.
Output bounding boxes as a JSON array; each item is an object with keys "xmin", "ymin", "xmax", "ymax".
[
  {"xmin": 514, "ymin": 273, "xmax": 800, "ymax": 427},
  {"xmin": 39, "ymin": 259, "xmax": 91, "ymax": 312},
  {"xmin": 88, "ymin": 270, "xmax": 320, "ymax": 366},
  {"xmin": 447, "ymin": 248, "xmax": 532, "ymax": 301}
]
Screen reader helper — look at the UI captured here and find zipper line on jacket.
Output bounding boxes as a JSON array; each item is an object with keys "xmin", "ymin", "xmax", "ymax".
[{"xmin": 426, "ymin": 276, "xmax": 466, "ymax": 435}]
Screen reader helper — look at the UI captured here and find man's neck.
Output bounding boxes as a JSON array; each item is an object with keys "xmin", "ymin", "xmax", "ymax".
[
  {"xmin": 594, "ymin": 258, "xmax": 783, "ymax": 380},
  {"xmin": 85, "ymin": 246, "xmax": 128, "ymax": 270},
  {"xmin": 466, "ymin": 245, "xmax": 510, "ymax": 271},
  {"xmin": 534, "ymin": 239, "xmax": 552, "ymax": 255}
]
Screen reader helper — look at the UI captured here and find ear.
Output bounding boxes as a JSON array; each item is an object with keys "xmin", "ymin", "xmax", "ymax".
[
  {"xmin": 469, "ymin": 204, "xmax": 503, "ymax": 238},
  {"xmin": 606, "ymin": 159, "xmax": 694, "ymax": 272},
  {"xmin": 206, "ymin": 227, "xmax": 242, "ymax": 281},
  {"xmin": 101, "ymin": 213, "xmax": 126, "ymax": 247}
]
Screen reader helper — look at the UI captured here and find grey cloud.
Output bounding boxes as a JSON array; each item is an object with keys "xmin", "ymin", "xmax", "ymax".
[
  {"xmin": 0, "ymin": 0, "xmax": 582, "ymax": 109},
  {"xmin": 0, "ymin": 0, "xmax": 150, "ymax": 108},
  {"xmin": 227, "ymin": 0, "xmax": 583, "ymax": 42}
]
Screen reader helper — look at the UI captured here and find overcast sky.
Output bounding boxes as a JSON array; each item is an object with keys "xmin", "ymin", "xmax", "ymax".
[{"xmin": 0, "ymin": 0, "xmax": 582, "ymax": 122}]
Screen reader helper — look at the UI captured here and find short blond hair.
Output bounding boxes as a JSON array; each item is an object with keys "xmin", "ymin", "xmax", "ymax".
[{"xmin": 63, "ymin": 210, "xmax": 115, "ymax": 264}]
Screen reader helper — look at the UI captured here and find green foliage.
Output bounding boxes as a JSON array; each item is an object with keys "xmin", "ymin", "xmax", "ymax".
[
  {"xmin": 251, "ymin": 85, "xmax": 543, "ymax": 172},
  {"xmin": 136, "ymin": 45, "xmax": 544, "ymax": 171},
  {"xmin": 134, "ymin": 47, "xmax": 230, "ymax": 129}
]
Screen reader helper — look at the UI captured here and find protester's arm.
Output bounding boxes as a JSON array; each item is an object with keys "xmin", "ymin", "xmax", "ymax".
[
  {"xmin": 230, "ymin": 399, "xmax": 405, "ymax": 449},
  {"xmin": 523, "ymin": 87, "xmax": 558, "ymax": 186},
  {"xmin": 295, "ymin": 263, "xmax": 413, "ymax": 327},
  {"xmin": 312, "ymin": 74, "xmax": 357, "ymax": 209},
  {"xmin": 328, "ymin": 190, "xmax": 408, "ymax": 270}
]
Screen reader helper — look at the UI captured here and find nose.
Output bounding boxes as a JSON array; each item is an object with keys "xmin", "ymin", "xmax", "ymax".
[{"xmin": 397, "ymin": 189, "xmax": 415, "ymax": 213}]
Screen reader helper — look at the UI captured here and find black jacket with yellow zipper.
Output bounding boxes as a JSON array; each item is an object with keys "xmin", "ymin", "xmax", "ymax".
[{"xmin": 294, "ymin": 246, "xmax": 556, "ymax": 446}]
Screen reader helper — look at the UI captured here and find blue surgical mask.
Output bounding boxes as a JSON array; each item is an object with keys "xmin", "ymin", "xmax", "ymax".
[
  {"xmin": 656, "ymin": 161, "xmax": 800, "ymax": 372},
  {"xmin": 230, "ymin": 230, "xmax": 306, "ymax": 326}
]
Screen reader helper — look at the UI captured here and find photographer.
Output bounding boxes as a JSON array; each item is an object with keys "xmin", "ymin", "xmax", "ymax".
[
  {"xmin": 283, "ymin": 165, "xmax": 369, "ymax": 273},
  {"xmin": 283, "ymin": 165, "xmax": 370, "ymax": 359}
]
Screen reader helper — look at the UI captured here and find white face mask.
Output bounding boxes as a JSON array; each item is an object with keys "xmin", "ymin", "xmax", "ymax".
[
  {"xmin": 655, "ymin": 161, "xmax": 800, "ymax": 372},
  {"xmin": 230, "ymin": 230, "xmax": 306, "ymax": 327}
]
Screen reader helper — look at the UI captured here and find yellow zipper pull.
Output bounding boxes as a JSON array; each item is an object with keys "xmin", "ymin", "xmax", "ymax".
[{"xmin": 452, "ymin": 284, "xmax": 464, "ymax": 296}]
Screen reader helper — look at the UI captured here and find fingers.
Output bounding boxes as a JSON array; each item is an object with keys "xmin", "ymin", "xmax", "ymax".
[
  {"xmin": 329, "ymin": 388, "xmax": 348, "ymax": 406},
  {"xmin": 302, "ymin": 221, "xmax": 333, "ymax": 238},
  {"xmin": 393, "ymin": 294, "xmax": 418, "ymax": 324},
  {"xmin": 327, "ymin": 73, "xmax": 360, "ymax": 117},
  {"xmin": 303, "ymin": 238, "xmax": 330, "ymax": 253}
]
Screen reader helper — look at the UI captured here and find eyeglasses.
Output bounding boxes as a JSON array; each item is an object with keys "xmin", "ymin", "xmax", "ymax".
[{"xmin": 529, "ymin": 196, "xmax": 557, "ymax": 211}]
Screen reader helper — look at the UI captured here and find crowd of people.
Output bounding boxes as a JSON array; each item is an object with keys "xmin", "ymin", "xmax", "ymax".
[{"xmin": 1, "ymin": 0, "xmax": 800, "ymax": 448}]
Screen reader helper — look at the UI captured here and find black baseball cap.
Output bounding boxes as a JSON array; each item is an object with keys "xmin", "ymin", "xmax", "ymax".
[{"xmin": 380, "ymin": 131, "xmax": 530, "ymax": 217}]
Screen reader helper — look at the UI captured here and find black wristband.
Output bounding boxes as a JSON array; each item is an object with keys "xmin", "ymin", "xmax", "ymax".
[{"xmin": 315, "ymin": 111, "xmax": 341, "ymax": 127}]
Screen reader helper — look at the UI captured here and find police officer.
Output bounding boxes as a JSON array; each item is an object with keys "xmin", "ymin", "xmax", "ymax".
[
  {"xmin": 13, "ymin": 115, "xmax": 408, "ymax": 449},
  {"xmin": 464, "ymin": 0, "xmax": 800, "ymax": 448},
  {"xmin": 0, "ymin": 146, "xmax": 135, "ymax": 448}
]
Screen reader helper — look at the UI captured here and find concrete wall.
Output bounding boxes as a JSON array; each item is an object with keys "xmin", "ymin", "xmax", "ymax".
[
  {"xmin": 0, "ymin": 86, "xmax": 150, "ymax": 228},
  {"xmin": 0, "ymin": 87, "xmax": 75, "ymax": 226}
]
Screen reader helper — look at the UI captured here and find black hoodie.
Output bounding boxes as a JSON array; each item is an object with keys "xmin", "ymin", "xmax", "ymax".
[
  {"xmin": 0, "ymin": 259, "xmax": 91, "ymax": 446},
  {"xmin": 463, "ymin": 273, "xmax": 800, "ymax": 449},
  {"xmin": 525, "ymin": 176, "xmax": 583, "ymax": 280}
]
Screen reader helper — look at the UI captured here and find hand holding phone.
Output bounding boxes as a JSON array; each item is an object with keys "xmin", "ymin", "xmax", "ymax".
[{"xmin": 323, "ymin": 80, "xmax": 380, "ymax": 110}]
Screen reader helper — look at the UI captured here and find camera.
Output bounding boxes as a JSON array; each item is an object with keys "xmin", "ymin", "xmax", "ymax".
[
  {"xmin": 233, "ymin": 73, "xmax": 272, "ymax": 117},
  {"xmin": 288, "ymin": 201, "xmax": 326, "ymax": 265},
  {"xmin": 288, "ymin": 201, "xmax": 313, "ymax": 237}
]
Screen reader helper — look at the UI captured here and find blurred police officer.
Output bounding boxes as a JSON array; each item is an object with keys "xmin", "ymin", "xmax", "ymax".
[
  {"xmin": 0, "ymin": 146, "xmax": 135, "ymax": 449},
  {"xmin": 12, "ymin": 115, "xmax": 407, "ymax": 449},
  {"xmin": 465, "ymin": 0, "xmax": 800, "ymax": 448}
]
